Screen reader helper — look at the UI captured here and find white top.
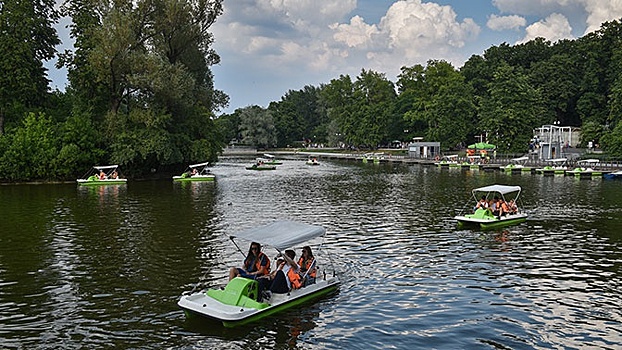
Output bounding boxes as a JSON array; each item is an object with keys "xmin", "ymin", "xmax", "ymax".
[{"xmin": 230, "ymin": 221, "xmax": 326, "ymax": 251}]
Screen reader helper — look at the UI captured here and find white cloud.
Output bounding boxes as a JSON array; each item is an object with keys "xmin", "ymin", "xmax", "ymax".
[
  {"xmin": 492, "ymin": 0, "xmax": 622, "ymax": 35},
  {"xmin": 583, "ymin": 0, "xmax": 622, "ymax": 34},
  {"xmin": 487, "ymin": 14, "xmax": 526, "ymax": 31},
  {"xmin": 518, "ymin": 13, "xmax": 574, "ymax": 43},
  {"xmin": 331, "ymin": 0, "xmax": 480, "ymax": 74}
]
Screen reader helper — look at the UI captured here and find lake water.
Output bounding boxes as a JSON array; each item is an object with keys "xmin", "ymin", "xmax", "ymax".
[{"xmin": 1, "ymin": 158, "xmax": 621, "ymax": 349}]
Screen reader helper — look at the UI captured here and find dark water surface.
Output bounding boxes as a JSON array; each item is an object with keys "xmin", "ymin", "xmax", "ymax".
[{"xmin": 1, "ymin": 159, "xmax": 621, "ymax": 349}]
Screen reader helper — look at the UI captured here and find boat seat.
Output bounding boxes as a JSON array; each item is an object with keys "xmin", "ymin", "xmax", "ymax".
[{"xmin": 467, "ymin": 208, "xmax": 496, "ymax": 220}]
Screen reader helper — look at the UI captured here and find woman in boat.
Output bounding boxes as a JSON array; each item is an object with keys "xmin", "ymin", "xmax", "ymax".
[
  {"xmin": 110, "ymin": 170, "xmax": 118, "ymax": 179},
  {"xmin": 99, "ymin": 170, "xmax": 107, "ymax": 180},
  {"xmin": 298, "ymin": 246, "xmax": 316, "ymax": 286},
  {"xmin": 229, "ymin": 242, "xmax": 270, "ymax": 281}
]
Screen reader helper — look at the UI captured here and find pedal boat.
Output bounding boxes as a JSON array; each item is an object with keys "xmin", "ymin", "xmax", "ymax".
[
  {"xmin": 259, "ymin": 153, "xmax": 283, "ymax": 165},
  {"xmin": 454, "ymin": 184, "xmax": 528, "ymax": 230},
  {"xmin": 565, "ymin": 159, "xmax": 607, "ymax": 177},
  {"xmin": 173, "ymin": 162, "xmax": 215, "ymax": 181},
  {"xmin": 502, "ymin": 156, "xmax": 532, "ymax": 173},
  {"xmin": 178, "ymin": 221, "xmax": 340, "ymax": 327},
  {"xmin": 535, "ymin": 158, "xmax": 568, "ymax": 175},
  {"xmin": 76, "ymin": 165, "xmax": 127, "ymax": 186}
]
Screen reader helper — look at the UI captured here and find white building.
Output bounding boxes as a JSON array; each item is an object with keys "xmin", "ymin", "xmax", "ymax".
[{"xmin": 532, "ymin": 125, "xmax": 581, "ymax": 160}]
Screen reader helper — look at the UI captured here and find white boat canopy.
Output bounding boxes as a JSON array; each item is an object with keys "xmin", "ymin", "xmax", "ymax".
[
  {"xmin": 548, "ymin": 158, "xmax": 567, "ymax": 163},
  {"xmin": 93, "ymin": 165, "xmax": 119, "ymax": 170},
  {"xmin": 189, "ymin": 162, "xmax": 209, "ymax": 168},
  {"xmin": 579, "ymin": 159, "xmax": 600, "ymax": 164},
  {"xmin": 230, "ymin": 221, "xmax": 326, "ymax": 251},
  {"xmin": 472, "ymin": 184, "xmax": 522, "ymax": 195},
  {"xmin": 511, "ymin": 156, "xmax": 529, "ymax": 162},
  {"xmin": 263, "ymin": 153, "xmax": 275, "ymax": 159}
]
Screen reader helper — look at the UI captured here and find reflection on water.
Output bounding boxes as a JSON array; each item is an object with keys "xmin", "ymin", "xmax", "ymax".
[{"xmin": 1, "ymin": 159, "xmax": 621, "ymax": 349}]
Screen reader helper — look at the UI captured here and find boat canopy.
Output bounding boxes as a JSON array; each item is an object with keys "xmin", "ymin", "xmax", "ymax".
[
  {"xmin": 230, "ymin": 220, "xmax": 326, "ymax": 251},
  {"xmin": 93, "ymin": 165, "xmax": 119, "ymax": 170},
  {"xmin": 511, "ymin": 156, "xmax": 529, "ymax": 162},
  {"xmin": 263, "ymin": 154, "xmax": 275, "ymax": 159},
  {"xmin": 579, "ymin": 159, "xmax": 600, "ymax": 164},
  {"xmin": 473, "ymin": 184, "xmax": 522, "ymax": 195},
  {"xmin": 189, "ymin": 162, "xmax": 209, "ymax": 168},
  {"xmin": 548, "ymin": 158, "xmax": 567, "ymax": 163}
]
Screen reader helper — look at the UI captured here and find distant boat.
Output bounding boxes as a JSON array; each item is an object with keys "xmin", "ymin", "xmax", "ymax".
[
  {"xmin": 435, "ymin": 155, "xmax": 459, "ymax": 167},
  {"xmin": 535, "ymin": 158, "xmax": 568, "ymax": 175},
  {"xmin": 259, "ymin": 154, "xmax": 283, "ymax": 165},
  {"xmin": 565, "ymin": 159, "xmax": 608, "ymax": 177},
  {"xmin": 306, "ymin": 157, "xmax": 320, "ymax": 165},
  {"xmin": 173, "ymin": 162, "xmax": 215, "ymax": 182},
  {"xmin": 454, "ymin": 184, "xmax": 528, "ymax": 230},
  {"xmin": 502, "ymin": 156, "xmax": 532, "ymax": 173},
  {"xmin": 77, "ymin": 165, "xmax": 127, "ymax": 186},
  {"xmin": 604, "ymin": 170, "xmax": 622, "ymax": 179}
]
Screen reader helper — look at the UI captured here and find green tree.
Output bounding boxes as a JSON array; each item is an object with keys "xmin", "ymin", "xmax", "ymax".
[
  {"xmin": 0, "ymin": 113, "xmax": 60, "ymax": 180},
  {"xmin": 400, "ymin": 60, "xmax": 474, "ymax": 149},
  {"xmin": 0, "ymin": 0, "xmax": 60, "ymax": 134},
  {"xmin": 238, "ymin": 106, "xmax": 277, "ymax": 149},
  {"xmin": 479, "ymin": 64, "xmax": 545, "ymax": 153}
]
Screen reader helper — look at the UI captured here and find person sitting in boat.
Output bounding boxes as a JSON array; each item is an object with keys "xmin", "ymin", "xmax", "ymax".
[
  {"xmin": 268, "ymin": 249, "xmax": 302, "ymax": 294},
  {"xmin": 500, "ymin": 200, "xmax": 510, "ymax": 217},
  {"xmin": 490, "ymin": 197, "xmax": 501, "ymax": 217},
  {"xmin": 508, "ymin": 199, "xmax": 518, "ymax": 214},
  {"xmin": 190, "ymin": 168, "xmax": 198, "ymax": 176},
  {"xmin": 474, "ymin": 196, "xmax": 488, "ymax": 212},
  {"xmin": 229, "ymin": 242, "xmax": 270, "ymax": 281},
  {"xmin": 298, "ymin": 246, "xmax": 316, "ymax": 287},
  {"xmin": 110, "ymin": 170, "xmax": 118, "ymax": 179},
  {"xmin": 99, "ymin": 170, "xmax": 107, "ymax": 180}
]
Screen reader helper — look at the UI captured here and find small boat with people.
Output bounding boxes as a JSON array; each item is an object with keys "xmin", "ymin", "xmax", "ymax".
[
  {"xmin": 502, "ymin": 156, "xmax": 532, "ymax": 173},
  {"xmin": 535, "ymin": 158, "xmax": 568, "ymax": 175},
  {"xmin": 77, "ymin": 165, "xmax": 127, "ymax": 186},
  {"xmin": 177, "ymin": 220, "xmax": 340, "ymax": 328},
  {"xmin": 246, "ymin": 159, "xmax": 277, "ymax": 170},
  {"xmin": 435, "ymin": 154, "xmax": 460, "ymax": 167},
  {"xmin": 173, "ymin": 162, "xmax": 215, "ymax": 182},
  {"xmin": 259, "ymin": 154, "xmax": 283, "ymax": 165},
  {"xmin": 454, "ymin": 184, "xmax": 528, "ymax": 230},
  {"xmin": 565, "ymin": 159, "xmax": 607, "ymax": 178},
  {"xmin": 306, "ymin": 156, "xmax": 320, "ymax": 165}
]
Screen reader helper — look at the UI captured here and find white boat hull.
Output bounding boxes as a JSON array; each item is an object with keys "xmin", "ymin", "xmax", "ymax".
[{"xmin": 178, "ymin": 277, "xmax": 340, "ymax": 326}]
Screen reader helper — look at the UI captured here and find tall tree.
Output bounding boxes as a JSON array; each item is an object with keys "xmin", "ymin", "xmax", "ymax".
[
  {"xmin": 479, "ymin": 63, "xmax": 545, "ymax": 153},
  {"xmin": 0, "ymin": 0, "xmax": 60, "ymax": 134},
  {"xmin": 238, "ymin": 106, "xmax": 277, "ymax": 149}
]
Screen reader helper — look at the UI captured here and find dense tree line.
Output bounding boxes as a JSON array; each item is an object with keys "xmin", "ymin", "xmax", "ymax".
[
  {"xmin": 220, "ymin": 19, "xmax": 622, "ymax": 156},
  {"xmin": 1, "ymin": 2, "xmax": 621, "ymax": 182},
  {"xmin": 0, "ymin": 0, "xmax": 227, "ymax": 181}
]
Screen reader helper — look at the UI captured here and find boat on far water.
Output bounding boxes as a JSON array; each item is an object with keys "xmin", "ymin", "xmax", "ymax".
[
  {"xmin": 173, "ymin": 162, "xmax": 215, "ymax": 182},
  {"xmin": 77, "ymin": 165, "xmax": 127, "ymax": 186},
  {"xmin": 604, "ymin": 170, "xmax": 622, "ymax": 179},
  {"xmin": 246, "ymin": 159, "xmax": 277, "ymax": 170},
  {"xmin": 259, "ymin": 154, "xmax": 283, "ymax": 165},
  {"xmin": 565, "ymin": 159, "xmax": 608, "ymax": 177},
  {"xmin": 454, "ymin": 184, "xmax": 528, "ymax": 230},
  {"xmin": 435, "ymin": 155, "xmax": 460, "ymax": 167},
  {"xmin": 535, "ymin": 158, "xmax": 568, "ymax": 175},
  {"xmin": 502, "ymin": 156, "xmax": 532, "ymax": 173},
  {"xmin": 306, "ymin": 157, "xmax": 320, "ymax": 165}
]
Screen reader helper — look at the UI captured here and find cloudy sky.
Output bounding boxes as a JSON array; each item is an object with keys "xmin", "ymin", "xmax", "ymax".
[{"xmin": 49, "ymin": 0, "xmax": 622, "ymax": 114}]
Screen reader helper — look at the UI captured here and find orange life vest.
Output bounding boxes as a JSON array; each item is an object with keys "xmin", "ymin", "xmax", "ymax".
[
  {"xmin": 245, "ymin": 252, "xmax": 270, "ymax": 276},
  {"xmin": 298, "ymin": 257, "xmax": 316, "ymax": 278},
  {"xmin": 287, "ymin": 266, "xmax": 302, "ymax": 289}
]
